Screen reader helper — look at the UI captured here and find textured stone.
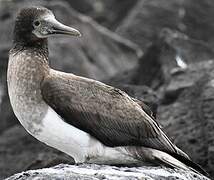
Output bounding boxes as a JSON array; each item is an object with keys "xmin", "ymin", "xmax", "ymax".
[
  {"xmin": 116, "ymin": 0, "xmax": 214, "ymax": 62},
  {"xmin": 5, "ymin": 164, "xmax": 210, "ymax": 180},
  {"xmin": 158, "ymin": 61, "xmax": 214, "ymax": 177},
  {"xmin": 0, "ymin": 47, "xmax": 17, "ymax": 133},
  {"xmin": 105, "ymin": 31, "xmax": 182, "ymax": 89},
  {"xmin": 65, "ymin": 0, "xmax": 138, "ymax": 29}
]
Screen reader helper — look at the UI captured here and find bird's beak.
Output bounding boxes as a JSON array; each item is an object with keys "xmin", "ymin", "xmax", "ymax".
[{"xmin": 47, "ymin": 17, "xmax": 81, "ymax": 37}]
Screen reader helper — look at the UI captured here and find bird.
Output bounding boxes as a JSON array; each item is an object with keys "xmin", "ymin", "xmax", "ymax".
[{"xmin": 7, "ymin": 6, "xmax": 207, "ymax": 176}]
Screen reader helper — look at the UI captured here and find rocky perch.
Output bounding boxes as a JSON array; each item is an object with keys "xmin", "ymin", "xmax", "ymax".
[{"xmin": 5, "ymin": 164, "xmax": 210, "ymax": 180}]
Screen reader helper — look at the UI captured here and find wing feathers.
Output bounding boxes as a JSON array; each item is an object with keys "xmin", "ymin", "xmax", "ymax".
[{"xmin": 41, "ymin": 72, "xmax": 182, "ymax": 156}]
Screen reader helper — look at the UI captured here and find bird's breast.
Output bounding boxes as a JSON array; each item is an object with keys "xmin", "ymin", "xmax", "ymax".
[{"xmin": 7, "ymin": 51, "xmax": 49, "ymax": 135}]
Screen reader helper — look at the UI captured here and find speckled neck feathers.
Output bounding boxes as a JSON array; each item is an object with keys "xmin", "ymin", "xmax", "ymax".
[{"xmin": 7, "ymin": 48, "xmax": 50, "ymax": 135}]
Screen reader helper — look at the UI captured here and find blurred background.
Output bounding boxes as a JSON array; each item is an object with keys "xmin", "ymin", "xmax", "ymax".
[{"xmin": 0, "ymin": 0, "xmax": 214, "ymax": 179}]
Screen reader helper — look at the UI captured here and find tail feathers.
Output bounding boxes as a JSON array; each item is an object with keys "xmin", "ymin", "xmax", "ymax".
[
  {"xmin": 169, "ymin": 152, "xmax": 209, "ymax": 177},
  {"xmin": 152, "ymin": 149, "xmax": 209, "ymax": 177}
]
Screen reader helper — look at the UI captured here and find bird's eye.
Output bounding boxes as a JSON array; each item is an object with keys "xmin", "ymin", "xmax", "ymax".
[{"xmin": 34, "ymin": 20, "xmax": 41, "ymax": 27}]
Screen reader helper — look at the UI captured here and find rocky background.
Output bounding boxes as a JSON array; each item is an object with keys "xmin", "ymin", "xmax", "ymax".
[{"xmin": 0, "ymin": 0, "xmax": 214, "ymax": 179}]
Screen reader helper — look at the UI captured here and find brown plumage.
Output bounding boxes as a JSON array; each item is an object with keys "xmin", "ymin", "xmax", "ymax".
[{"xmin": 42, "ymin": 71, "xmax": 180, "ymax": 153}]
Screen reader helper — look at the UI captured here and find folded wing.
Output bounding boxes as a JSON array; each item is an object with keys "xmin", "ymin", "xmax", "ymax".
[{"xmin": 41, "ymin": 71, "xmax": 184, "ymax": 157}]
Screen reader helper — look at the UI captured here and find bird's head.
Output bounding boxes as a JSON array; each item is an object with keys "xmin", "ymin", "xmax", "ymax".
[{"xmin": 13, "ymin": 6, "xmax": 81, "ymax": 45}]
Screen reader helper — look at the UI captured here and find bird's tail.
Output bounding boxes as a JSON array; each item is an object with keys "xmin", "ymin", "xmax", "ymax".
[
  {"xmin": 169, "ymin": 152, "xmax": 209, "ymax": 177},
  {"xmin": 151, "ymin": 148, "xmax": 209, "ymax": 177}
]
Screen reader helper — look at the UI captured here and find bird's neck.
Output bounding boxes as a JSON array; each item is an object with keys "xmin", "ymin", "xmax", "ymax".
[
  {"xmin": 11, "ymin": 38, "xmax": 49, "ymax": 61},
  {"xmin": 7, "ymin": 39, "xmax": 50, "ymax": 135},
  {"xmin": 8, "ymin": 39, "xmax": 50, "ymax": 95},
  {"xmin": 9, "ymin": 39, "xmax": 50, "ymax": 79}
]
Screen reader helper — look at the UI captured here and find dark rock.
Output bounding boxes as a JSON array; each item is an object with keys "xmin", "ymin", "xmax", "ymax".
[
  {"xmin": 106, "ymin": 31, "xmax": 182, "ymax": 89},
  {"xmin": 5, "ymin": 164, "xmax": 210, "ymax": 180},
  {"xmin": 107, "ymin": 28, "xmax": 214, "ymax": 94},
  {"xmin": 163, "ymin": 29, "xmax": 214, "ymax": 63},
  {"xmin": 116, "ymin": 0, "xmax": 214, "ymax": 61},
  {"xmin": 131, "ymin": 33, "xmax": 179, "ymax": 89},
  {"xmin": 0, "ymin": 125, "xmax": 74, "ymax": 179},
  {"xmin": 158, "ymin": 60, "xmax": 214, "ymax": 177},
  {"xmin": 0, "ymin": 47, "xmax": 17, "ymax": 133},
  {"xmin": 161, "ymin": 60, "xmax": 213, "ymax": 104},
  {"xmin": 63, "ymin": 0, "xmax": 139, "ymax": 29}
]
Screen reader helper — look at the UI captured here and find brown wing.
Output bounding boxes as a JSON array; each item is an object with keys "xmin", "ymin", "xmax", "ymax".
[{"xmin": 41, "ymin": 71, "xmax": 179, "ymax": 156}]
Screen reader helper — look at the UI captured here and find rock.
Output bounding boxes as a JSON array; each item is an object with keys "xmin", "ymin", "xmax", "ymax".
[
  {"xmin": 0, "ymin": 0, "xmax": 141, "ymax": 133},
  {"xmin": 0, "ymin": 0, "xmax": 138, "ymax": 30},
  {"xmin": 0, "ymin": 125, "xmax": 74, "ymax": 179},
  {"xmin": 161, "ymin": 60, "xmax": 213, "ymax": 104},
  {"xmin": 65, "ymin": 0, "xmax": 139, "ymax": 29},
  {"xmin": 161, "ymin": 29, "xmax": 214, "ymax": 63},
  {"xmin": 5, "ymin": 164, "xmax": 210, "ymax": 180},
  {"xmin": 158, "ymin": 60, "xmax": 214, "ymax": 176},
  {"xmin": 0, "ymin": 47, "xmax": 17, "ymax": 133},
  {"xmin": 116, "ymin": 0, "xmax": 214, "ymax": 62},
  {"xmin": 106, "ymin": 31, "xmax": 181, "ymax": 89}
]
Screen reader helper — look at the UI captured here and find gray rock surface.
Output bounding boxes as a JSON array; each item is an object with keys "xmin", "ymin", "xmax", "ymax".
[
  {"xmin": 158, "ymin": 60, "xmax": 214, "ymax": 176},
  {"xmin": 116, "ymin": 0, "xmax": 214, "ymax": 62},
  {"xmin": 65, "ymin": 0, "xmax": 139, "ymax": 29},
  {"xmin": 106, "ymin": 31, "xmax": 182, "ymax": 89},
  {"xmin": 0, "ymin": 46, "xmax": 17, "ymax": 133},
  {"xmin": 5, "ymin": 164, "xmax": 210, "ymax": 180}
]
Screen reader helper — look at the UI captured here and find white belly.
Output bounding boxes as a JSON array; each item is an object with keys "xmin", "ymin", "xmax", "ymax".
[
  {"xmin": 37, "ymin": 107, "xmax": 140, "ymax": 164},
  {"xmin": 36, "ymin": 107, "xmax": 101, "ymax": 162}
]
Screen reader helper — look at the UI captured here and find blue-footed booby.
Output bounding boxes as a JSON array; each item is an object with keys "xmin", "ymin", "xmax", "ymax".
[{"xmin": 7, "ymin": 6, "xmax": 207, "ymax": 176}]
